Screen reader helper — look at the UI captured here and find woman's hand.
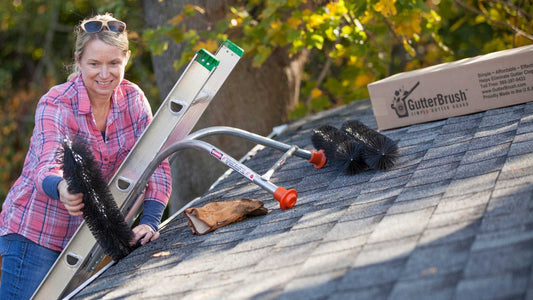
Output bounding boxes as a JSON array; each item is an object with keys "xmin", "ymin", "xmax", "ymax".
[
  {"xmin": 130, "ymin": 224, "xmax": 160, "ymax": 246},
  {"xmin": 58, "ymin": 179, "xmax": 84, "ymax": 216}
]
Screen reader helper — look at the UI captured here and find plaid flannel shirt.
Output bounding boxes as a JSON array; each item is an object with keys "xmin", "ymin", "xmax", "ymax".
[{"xmin": 0, "ymin": 74, "xmax": 171, "ymax": 251}]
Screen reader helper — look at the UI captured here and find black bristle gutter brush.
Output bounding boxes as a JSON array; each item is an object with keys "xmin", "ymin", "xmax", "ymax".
[
  {"xmin": 60, "ymin": 137, "xmax": 136, "ymax": 260},
  {"xmin": 341, "ymin": 120, "xmax": 399, "ymax": 171},
  {"xmin": 311, "ymin": 124, "xmax": 368, "ymax": 175}
]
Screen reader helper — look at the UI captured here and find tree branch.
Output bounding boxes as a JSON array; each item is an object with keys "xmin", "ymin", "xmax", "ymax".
[
  {"xmin": 454, "ymin": 0, "xmax": 533, "ymax": 41},
  {"xmin": 304, "ymin": 45, "xmax": 333, "ymax": 113},
  {"xmin": 33, "ymin": 2, "xmax": 60, "ymax": 84},
  {"xmin": 489, "ymin": 0, "xmax": 531, "ymax": 20}
]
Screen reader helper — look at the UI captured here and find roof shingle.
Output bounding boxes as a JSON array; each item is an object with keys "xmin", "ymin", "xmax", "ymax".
[{"xmin": 73, "ymin": 99, "xmax": 533, "ymax": 300}]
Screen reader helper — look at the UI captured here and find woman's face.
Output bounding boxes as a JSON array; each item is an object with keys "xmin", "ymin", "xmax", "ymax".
[{"xmin": 77, "ymin": 39, "xmax": 129, "ymax": 102}]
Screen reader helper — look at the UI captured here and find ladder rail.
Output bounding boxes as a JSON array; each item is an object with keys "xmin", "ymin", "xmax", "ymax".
[
  {"xmin": 186, "ymin": 126, "xmax": 314, "ymax": 160},
  {"xmin": 185, "ymin": 126, "xmax": 327, "ymax": 170},
  {"xmin": 162, "ymin": 41, "xmax": 243, "ymax": 148}
]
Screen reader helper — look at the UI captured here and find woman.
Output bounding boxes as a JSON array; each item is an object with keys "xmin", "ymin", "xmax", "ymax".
[{"xmin": 0, "ymin": 13, "xmax": 171, "ymax": 299}]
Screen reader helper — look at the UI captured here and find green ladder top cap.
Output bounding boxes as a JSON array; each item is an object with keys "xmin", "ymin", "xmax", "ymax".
[
  {"xmin": 222, "ymin": 40, "xmax": 244, "ymax": 57},
  {"xmin": 196, "ymin": 49, "xmax": 220, "ymax": 71}
]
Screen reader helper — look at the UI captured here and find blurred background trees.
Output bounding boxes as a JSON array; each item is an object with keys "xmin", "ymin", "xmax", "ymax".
[{"xmin": 1, "ymin": 0, "xmax": 531, "ymax": 208}]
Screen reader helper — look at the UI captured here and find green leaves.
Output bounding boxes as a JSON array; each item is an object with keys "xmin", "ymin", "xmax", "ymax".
[{"xmin": 143, "ymin": 26, "xmax": 186, "ymax": 56}]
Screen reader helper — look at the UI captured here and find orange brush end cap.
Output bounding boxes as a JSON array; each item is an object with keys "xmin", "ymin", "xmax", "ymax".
[
  {"xmin": 309, "ymin": 149, "xmax": 327, "ymax": 169},
  {"xmin": 273, "ymin": 187, "xmax": 298, "ymax": 210}
]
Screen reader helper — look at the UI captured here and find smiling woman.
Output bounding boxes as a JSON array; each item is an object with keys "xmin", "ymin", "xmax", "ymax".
[
  {"xmin": 0, "ymin": 13, "xmax": 171, "ymax": 300},
  {"xmin": 77, "ymin": 39, "xmax": 130, "ymax": 130}
]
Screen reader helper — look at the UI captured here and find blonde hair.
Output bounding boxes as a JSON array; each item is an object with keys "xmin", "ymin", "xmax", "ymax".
[{"xmin": 68, "ymin": 13, "xmax": 129, "ymax": 80}]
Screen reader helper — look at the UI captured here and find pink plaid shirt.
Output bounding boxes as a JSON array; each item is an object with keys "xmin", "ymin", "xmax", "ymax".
[{"xmin": 0, "ymin": 74, "xmax": 171, "ymax": 251}]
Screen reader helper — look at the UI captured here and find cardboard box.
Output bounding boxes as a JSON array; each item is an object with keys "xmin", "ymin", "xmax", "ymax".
[{"xmin": 367, "ymin": 45, "xmax": 533, "ymax": 130}]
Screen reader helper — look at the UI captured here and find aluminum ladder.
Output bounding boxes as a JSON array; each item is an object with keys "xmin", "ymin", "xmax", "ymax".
[{"xmin": 32, "ymin": 40, "xmax": 243, "ymax": 300}]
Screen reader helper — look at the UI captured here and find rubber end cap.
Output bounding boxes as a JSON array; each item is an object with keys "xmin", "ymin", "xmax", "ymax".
[
  {"xmin": 309, "ymin": 149, "xmax": 327, "ymax": 169},
  {"xmin": 273, "ymin": 187, "xmax": 297, "ymax": 210}
]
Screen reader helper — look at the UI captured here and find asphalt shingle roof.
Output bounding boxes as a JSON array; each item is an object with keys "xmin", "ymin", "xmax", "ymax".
[{"xmin": 74, "ymin": 99, "xmax": 533, "ymax": 300}]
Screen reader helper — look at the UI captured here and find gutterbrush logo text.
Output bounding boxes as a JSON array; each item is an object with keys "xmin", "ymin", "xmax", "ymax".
[{"xmin": 391, "ymin": 81, "xmax": 470, "ymax": 118}]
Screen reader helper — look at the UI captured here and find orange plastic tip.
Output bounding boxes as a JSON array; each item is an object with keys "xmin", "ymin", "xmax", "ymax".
[
  {"xmin": 308, "ymin": 149, "xmax": 327, "ymax": 169},
  {"xmin": 273, "ymin": 187, "xmax": 298, "ymax": 210}
]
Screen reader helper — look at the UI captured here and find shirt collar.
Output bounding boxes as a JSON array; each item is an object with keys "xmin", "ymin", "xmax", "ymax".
[{"xmin": 74, "ymin": 74, "xmax": 91, "ymax": 115}]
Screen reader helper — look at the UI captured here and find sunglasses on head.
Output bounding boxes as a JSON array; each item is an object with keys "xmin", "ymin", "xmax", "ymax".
[{"xmin": 81, "ymin": 20, "xmax": 126, "ymax": 33}]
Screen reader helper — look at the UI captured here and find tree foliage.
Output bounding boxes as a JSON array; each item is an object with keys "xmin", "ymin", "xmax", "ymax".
[
  {"xmin": 0, "ymin": 0, "xmax": 531, "ymax": 201},
  {"xmin": 144, "ymin": 0, "xmax": 531, "ymax": 118}
]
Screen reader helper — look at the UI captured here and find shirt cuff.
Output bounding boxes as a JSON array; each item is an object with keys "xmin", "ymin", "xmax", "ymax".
[
  {"xmin": 140, "ymin": 200, "xmax": 165, "ymax": 232},
  {"xmin": 43, "ymin": 175, "xmax": 63, "ymax": 200}
]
